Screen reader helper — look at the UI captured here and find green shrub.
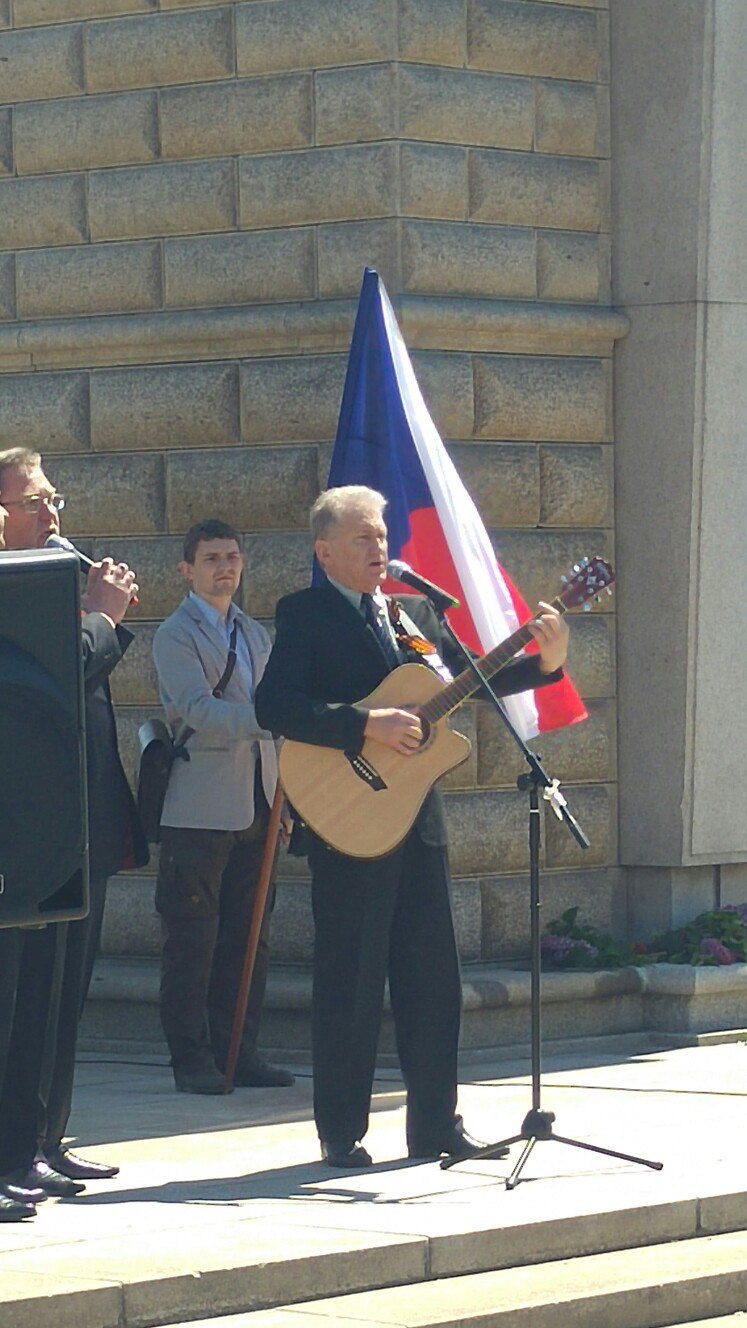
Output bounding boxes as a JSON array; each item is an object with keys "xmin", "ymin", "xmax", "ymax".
[{"xmin": 541, "ymin": 905, "xmax": 747, "ymax": 969}]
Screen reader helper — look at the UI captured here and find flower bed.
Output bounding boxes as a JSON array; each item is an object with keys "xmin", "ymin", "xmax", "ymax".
[{"xmin": 542, "ymin": 905, "xmax": 747, "ymax": 970}]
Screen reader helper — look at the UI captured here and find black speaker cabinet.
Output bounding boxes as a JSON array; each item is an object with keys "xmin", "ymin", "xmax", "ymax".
[{"xmin": 0, "ymin": 548, "xmax": 89, "ymax": 927}]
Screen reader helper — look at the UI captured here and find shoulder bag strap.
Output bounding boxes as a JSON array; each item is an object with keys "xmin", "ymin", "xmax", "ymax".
[
  {"xmin": 173, "ymin": 620, "xmax": 239, "ymax": 759},
  {"xmin": 212, "ymin": 619, "xmax": 239, "ymax": 698}
]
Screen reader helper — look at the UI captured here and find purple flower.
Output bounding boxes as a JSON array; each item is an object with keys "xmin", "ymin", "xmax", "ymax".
[
  {"xmin": 541, "ymin": 935, "xmax": 598, "ymax": 967},
  {"xmin": 699, "ymin": 938, "xmax": 737, "ymax": 965},
  {"xmin": 541, "ymin": 934, "xmax": 574, "ymax": 965}
]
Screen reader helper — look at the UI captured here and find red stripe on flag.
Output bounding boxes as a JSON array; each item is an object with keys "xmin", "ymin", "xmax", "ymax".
[
  {"xmin": 501, "ymin": 567, "xmax": 588, "ymax": 732},
  {"xmin": 384, "ymin": 507, "xmax": 587, "ymax": 734}
]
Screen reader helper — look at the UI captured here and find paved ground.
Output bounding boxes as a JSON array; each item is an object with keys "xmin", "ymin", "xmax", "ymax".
[
  {"xmin": 1, "ymin": 1036, "xmax": 746, "ymax": 1325},
  {"xmin": 5, "ymin": 1035, "xmax": 747, "ymax": 1239}
]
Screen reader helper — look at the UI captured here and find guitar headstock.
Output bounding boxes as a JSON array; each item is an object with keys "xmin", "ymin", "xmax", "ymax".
[{"xmin": 558, "ymin": 556, "xmax": 615, "ymax": 612}]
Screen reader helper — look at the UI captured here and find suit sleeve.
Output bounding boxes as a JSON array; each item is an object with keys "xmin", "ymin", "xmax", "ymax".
[
  {"xmin": 255, "ymin": 596, "xmax": 369, "ymax": 751},
  {"xmin": 80, "ymin": 612, "xmax": 131, "ymax": 694},
  {"xmin": 153, "ymin": 619, "xmax": 273, "ymax": 743}
]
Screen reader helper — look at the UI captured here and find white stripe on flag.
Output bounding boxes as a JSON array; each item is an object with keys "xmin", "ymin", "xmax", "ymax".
[{"xmin": 379, "ymin": 285, "xmax": 540, "ymax": 740}]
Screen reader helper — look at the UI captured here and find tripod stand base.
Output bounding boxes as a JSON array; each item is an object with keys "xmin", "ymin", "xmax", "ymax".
[{"xmin": 441, "ymin": 1108, "xmax": 663, "ymax": 1189}]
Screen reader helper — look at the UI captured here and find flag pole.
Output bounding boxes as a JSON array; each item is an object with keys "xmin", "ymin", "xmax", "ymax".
[{"xmin": 222, "ymin": 782, "xmax": 283, "ymax": 1093}]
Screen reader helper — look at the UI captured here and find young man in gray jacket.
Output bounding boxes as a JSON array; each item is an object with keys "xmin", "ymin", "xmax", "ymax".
[{"xmin": 153, "ymin": 519, "xmax": 293, "ymax": 1094}]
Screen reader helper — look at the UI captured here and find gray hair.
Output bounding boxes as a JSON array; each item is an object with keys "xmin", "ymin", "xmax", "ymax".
[
  {"xmin": 310, "ymin": 485, "xmax": 387, "ymax": 542},
  {"xmin": 0, "ymin": 447, "xmax": 41, "ymax": 493}
]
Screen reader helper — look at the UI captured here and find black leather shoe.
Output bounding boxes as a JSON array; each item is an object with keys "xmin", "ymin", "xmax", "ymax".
[
  {"xmin": 13, "ymin": 1160, "xmax": 85, "ymax": 1197},
  {"xmin": 45, "ymin": 1147, "xmax": 120, "ymax": 1180},
  {"xmin": 320, "ymin": 1139, "xmax": 373, "ymax": 1168},
  {"xmin": 174, "ymin": 1065, "xmax": 228, "ymax": 1095},
  {"xmin": 408, "ymin": 1127, "xmax": 506, "ymax": 1161},
  {"xmin": 228, "ymin": 1056, "xmax": 296, "ymax": 1088},
  {"xmin": 0, "ymin": 1192, "xmax": 35, "ymax": 1222},
  {"xmin": 0, "ymin": 1178, "xmax": 47, "ymax": 1204}
]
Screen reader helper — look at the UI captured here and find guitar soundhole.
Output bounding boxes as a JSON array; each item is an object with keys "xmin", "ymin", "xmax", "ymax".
[{"xmin": 416, "ymin": 715, "xmax": 432, "ymax": 752}]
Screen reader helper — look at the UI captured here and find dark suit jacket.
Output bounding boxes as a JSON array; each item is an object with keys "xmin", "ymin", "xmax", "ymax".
[
  {"xmin": 255, "ymin": 579, "xmax": 562, "ymax": 850},
  {"xmin": 81, "ymin": 612, "xmax": 148, "ymax": 878}
]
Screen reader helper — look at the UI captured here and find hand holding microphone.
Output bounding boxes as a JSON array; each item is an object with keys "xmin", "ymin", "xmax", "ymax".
[
  {"xmin": 45, "ymin": 534, "xmax": 139, "ymax": 625},
  {"xmin": 82, "ymin": 559, "xmax": 139, "ymax": 626}
]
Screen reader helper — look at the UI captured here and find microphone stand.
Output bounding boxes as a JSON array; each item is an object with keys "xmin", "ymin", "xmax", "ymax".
[{"xmin": 432, "ymin": 608, "xmax": 662, "ymax": 1189}]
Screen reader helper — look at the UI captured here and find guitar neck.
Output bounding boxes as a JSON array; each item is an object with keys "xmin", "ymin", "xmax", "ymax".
[{"xmin": 420, "ymin": 595, "xmax": 567, "ymax": 724}]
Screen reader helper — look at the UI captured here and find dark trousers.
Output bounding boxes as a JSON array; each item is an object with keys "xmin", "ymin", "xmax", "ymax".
[
  {"xmin": 40, "ymin": 874, "xmax": 108, "ymax": 1153},
  {"xmin": 310, "ymin": 830, "xmax": 462, "ymax": 1150},
  {"xmin": 0, "ymin": 923, "xmax": 63, "ymax": 1174},
  {"xmin": 156, "ymin": 804, "xmax": 273, "ymax": 1071}
]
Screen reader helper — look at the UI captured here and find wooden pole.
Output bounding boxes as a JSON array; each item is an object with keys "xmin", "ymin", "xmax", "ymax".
[{"xmin": 222, "ymin": 782, "xmax": 284, "ymax": 1093}]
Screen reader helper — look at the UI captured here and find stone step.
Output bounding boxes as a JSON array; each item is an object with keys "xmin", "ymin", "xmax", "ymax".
[
  {"xmin": 159, "ymin": 1233, "xmax": 747, "ymax": 1328},
  {"xmin": 79, "ymin": 956, "xmax": 313, "ymax": 1056},
  {"xmin": 173, "ymin": 1317, "xmax": 747, "ymax": 1328},
  {"xmin": 80, "ymin": 954, "xmax": 645, "ymax": 1056},
  {"xmin": 4, "ymin": 1154, "xmax": 747, "ymax": 1328},
  {"xmin": 684, "ymin": 1320, "xmax": 747, "ymax": 1327},
  {"xmin": 100, "ymin": 870, "xmax": 482, "ymax": 966},
  {"xmin": 100, "ymin": 873, "xmax": 315, "ymax": 964},
  {"xmin": 79, "ymin": 951, "xmax": 747, "ymax": 1058}
]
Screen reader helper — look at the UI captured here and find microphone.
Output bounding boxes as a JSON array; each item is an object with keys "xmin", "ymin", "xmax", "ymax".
[
  {"xmin": 45, "ymin": 533, "xmax": 95, "ymax": 568},
  {"xmin": 45, "ymin": 534, "xmax": 139, "ymax": 607},
  {"xmin": 387, "ymin": 559, "xmax": 460, "ymax": 613}
]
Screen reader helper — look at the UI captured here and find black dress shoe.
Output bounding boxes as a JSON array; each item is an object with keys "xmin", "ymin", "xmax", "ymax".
[
  {"xmin": 13, "ymin": 1160, "xmax": 86, "ymax": 1197},
  {"xmin": 0, "ymin": 1179, "xmax": 47, "ymax": 1204},
  {"xmin": 45, "ymin": 1147, "xmax": 120, "ymax": 1180},
  {"xmin": 320, "ymin": 1139, "xmax": 373, "ymax": 1168},
  {"xmin": 174, "ymin": 1065, "xmax": 228, "ymax": 1095},
  {"xmin": 227, "ymin": 1056, "xmax": 296, "ymax": 1088},
  {"xmin": 408, "ymin": 1127, "xmax": 506, "ymax": 1161},
  {"xmin": 0, "ymin": 1192, "xmax": 35, "ymax": 1222}
]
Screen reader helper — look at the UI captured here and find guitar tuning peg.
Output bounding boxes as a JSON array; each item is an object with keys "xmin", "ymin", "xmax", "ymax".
[
  {"xmin": 595, "ymin": 594, "xmax": 602, "ymax": 604},
  {"xmin": 583, "ymin": 602, "xmax": 592, "ymax": 613},
  {"xmin": 560, "ymin": 575, "xmax": 568, "ymax": 585},
  {"xmin": 606, "ymin": 587, "xmax": 613, "ymax": 596}
]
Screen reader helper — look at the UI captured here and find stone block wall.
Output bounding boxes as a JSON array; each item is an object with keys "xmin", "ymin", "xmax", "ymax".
[{"xmin": 0, "ymin": 0, "xmax": 622, "ymax": 969}]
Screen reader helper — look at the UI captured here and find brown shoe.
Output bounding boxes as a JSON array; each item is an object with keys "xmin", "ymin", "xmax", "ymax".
[{"xmin": 229, "ymin": 1056, "xmax": 295, "ymax": 1088}]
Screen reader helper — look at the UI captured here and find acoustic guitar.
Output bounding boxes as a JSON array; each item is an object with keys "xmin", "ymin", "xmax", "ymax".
[{"xmin": 278, "ymin": 557, "xmax": 614, "ymax": 859}]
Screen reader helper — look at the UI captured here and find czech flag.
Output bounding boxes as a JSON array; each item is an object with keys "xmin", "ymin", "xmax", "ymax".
[{"xmin": 323, "ymin": 268, "xmax": 587, "ymax": 739}]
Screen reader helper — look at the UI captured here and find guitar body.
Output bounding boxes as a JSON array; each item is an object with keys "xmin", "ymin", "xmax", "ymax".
[{"xmin": 278, "ymin": 663, "xmax": 470, "ymax": 859}]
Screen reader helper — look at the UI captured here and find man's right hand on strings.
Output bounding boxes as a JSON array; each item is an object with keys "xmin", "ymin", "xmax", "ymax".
[{"xmin": 364, "ymin": 707, "xmax": 423, "ymax": 755}]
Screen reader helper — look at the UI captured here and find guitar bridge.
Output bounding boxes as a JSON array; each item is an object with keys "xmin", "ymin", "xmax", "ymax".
[{"xmin": 344, "ymin": 751, "xmax": 387, "ymax": 791}]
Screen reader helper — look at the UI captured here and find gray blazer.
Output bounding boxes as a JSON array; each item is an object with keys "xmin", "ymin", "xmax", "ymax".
[{"xmin": 152, "ymin": 595, "xmax": 278, "ymax": 832}]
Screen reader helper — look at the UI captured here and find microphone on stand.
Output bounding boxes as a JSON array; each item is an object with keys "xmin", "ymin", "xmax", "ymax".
[
  {"xmin": 45, "ymin": 534, "xmax": 139, "ymax": 607},
  {"xmin": 387, "ymin": 559, "xmax": 460, "ymax": 614}
]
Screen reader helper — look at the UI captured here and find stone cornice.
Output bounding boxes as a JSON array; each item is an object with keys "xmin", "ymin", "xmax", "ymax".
[
  {"xmin": 0, "ymin": 297, "xmax": 629, "ymax": 373},
  {"xmin": 400, "ymin": 297, "xmax": 629, "ymax": 357}
]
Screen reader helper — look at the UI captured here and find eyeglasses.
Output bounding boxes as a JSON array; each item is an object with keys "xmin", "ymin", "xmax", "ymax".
[{"xmin": 0, "ymin": 494, "xmax": 66, "ymax": 514}]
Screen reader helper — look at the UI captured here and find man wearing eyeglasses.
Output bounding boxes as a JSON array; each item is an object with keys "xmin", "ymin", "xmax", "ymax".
[
  {"xmin": 0, "ymin": 461, "xmax": 66, "ymax": 547},
  {"xmin": 0, "ymin": 447, "xmax": 148, "ymax": 1202}
]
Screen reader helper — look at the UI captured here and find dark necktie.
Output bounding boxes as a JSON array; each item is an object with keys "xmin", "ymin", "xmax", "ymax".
[{"xmin": 361, "ymin": 593, "xmax": 400, "ymax": 670}]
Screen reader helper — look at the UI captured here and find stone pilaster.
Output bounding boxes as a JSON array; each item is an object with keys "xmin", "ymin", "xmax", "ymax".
[{"xmin": 610, "ymin": 0, "xmax": 747, "ymax": 935}]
